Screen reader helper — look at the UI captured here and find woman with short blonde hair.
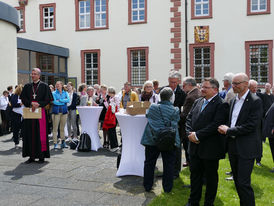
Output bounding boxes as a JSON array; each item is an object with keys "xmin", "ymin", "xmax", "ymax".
[{"xmin": 141, "ymin": 81, "xmax": 159, "ymax": 104}]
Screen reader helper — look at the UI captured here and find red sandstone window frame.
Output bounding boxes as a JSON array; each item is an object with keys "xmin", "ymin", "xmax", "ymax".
[
  {"xmin": 15, "ymin": 6, "xmax": 26, "ymax": 33},
  {"xmin": 81, "ymin": 49, "xmax": 101, "ymax": 85},
  {"xmin": 39, "ymin": 3, "xmax": 56, "ymax": 31},
  {"xmin": 189, "ymin": 43, "xmax": 215, "ymax": 83},
  {"xmin": 247, "ymin": 0, "xmax": 271, "ymax": 15},
  {"xmin": 191, "ymin": 0, "xmax": 212, "ymax": 20},
  {"xmin": 127, "ymin": 47, "xmax": 149, "ymax": 87},
  {"xmin": 128, "ymin": 0, "xmax": 147, "ymax": 25},
  {"xmin": 75, "ymin": 0, "xmax": 109, "ymax": 31},
  {"xmin": 245, "ymin": 40, "xmax": 273, "ymax": 86}
]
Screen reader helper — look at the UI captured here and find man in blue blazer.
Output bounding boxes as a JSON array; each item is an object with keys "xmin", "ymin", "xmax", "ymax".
[
  {"xmin": 185, "ymin": 78, "xmax": 228, "ymax": 206},
  {"xmin": 218, "ymin": 73, "xmax": 263, "ymax": 206}
]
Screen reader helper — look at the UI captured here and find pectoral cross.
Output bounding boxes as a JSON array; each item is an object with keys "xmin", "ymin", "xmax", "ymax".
[{"xmin": 33, "ymin": 93, "xmax": 37, "ymax": 99}]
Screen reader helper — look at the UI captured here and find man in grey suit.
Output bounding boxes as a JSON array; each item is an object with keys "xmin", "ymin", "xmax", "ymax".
[
  {"xmin": 218, "ymin": 73, "xmax": 263, "ymax": 206},
  {"xmin": 180, "ymin": 77, "xmax": 201, "ymax": 167}
]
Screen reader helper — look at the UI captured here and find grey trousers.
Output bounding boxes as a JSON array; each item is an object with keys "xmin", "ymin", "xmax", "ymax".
[{"xmin": 67, "ymin": 109, "xmax": 78, "ymax": 138}]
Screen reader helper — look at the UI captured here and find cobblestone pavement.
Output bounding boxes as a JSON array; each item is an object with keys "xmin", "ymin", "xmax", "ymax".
[{"xmin": 0, "ymin": 130, "xmax": 166, "ymax": 206}]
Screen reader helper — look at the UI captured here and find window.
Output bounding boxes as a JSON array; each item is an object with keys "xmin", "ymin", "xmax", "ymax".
[
  {"xmin": 191, "ymin": 0, "xmax": 212, "ymax": 19},
  {"xmin": 245, "ymin": 40, "xmax": 273, "ymax": 86},
  {"xmin": 39, "ymin": 3, "xmax": 56, "ymax": 31},
  {"xmin": 37, "ymin": 53, "xmax": 55, "ymax": 73},
  {"xmin": 81, "ymin": 50, "xmax": 100, "ymax": 85},
  {"xmin": 128, "ymin": 0, "xmax": 147, "ymax": 24},
  {"xmin": 94, "ymin": 0, "xmax": 107, "ymax": 28},
  {"xmin": 189, "ymin": 43, "xmax": 215, "ymax": 83},
  {"xmin": 79, "ymin": 0, "xmax": 90, "ymax": 28},
  {"xmin": 247, "ymin": 0, "xmax": 271, "ymax": 15},
  {"xmin": 76, "ymin": 0, "xmax": 108, "ymax": 31},
  {"xmin": 15, "ymin": 7, "xmax": 25, "ymax": 32},
  {"xmin": 127, "ymin": 47, "xmax": 149, "ymax": 86}
]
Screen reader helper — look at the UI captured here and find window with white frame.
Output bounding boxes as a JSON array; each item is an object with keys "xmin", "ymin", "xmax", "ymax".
[
  {"xmin": 130, "ymin": 50, "xmax": 147, "ymax": 86},
  {"xmin": 85, "ymin": 53, "xmax": 98, "ymax": 85},
  {"xmin": 195, "ymin": 0, "xmax": 209, "ymax": 16},
  {"xmin": 132, "ymin": 0, "xmax": 145, "ymax": 22},
  {"xmin": 249, "ymin": 44, "xmax": 269, "ymax": 84},
  {"xmin": 17, "ymin": 9, "xmax": 24, "ymax": 31},
  {"xmin": 43, "ymin": 7, "xmax": 54, "ymax": 29},
  {"xmin": 94, "ymin": 0, "xmax": 106, "ymax": 28},
  {"xmin": 193, "ymin": 47, "xmax": 211, "ymax": 83},
  {"xmin": 251, "ymin": 0, "xmax": 267, "ymax": 12},
  {"xmin": 79, "ymin": 0, "xmax": 91, "ymax": 29}
]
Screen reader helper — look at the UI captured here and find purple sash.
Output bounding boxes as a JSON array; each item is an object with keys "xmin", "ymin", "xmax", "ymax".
[{"xmin": 39, "ymin": 108, "xmax": 47, "ymax": 152}]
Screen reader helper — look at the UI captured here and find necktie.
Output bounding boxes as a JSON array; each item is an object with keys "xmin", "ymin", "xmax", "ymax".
[{"xmin": 201, "ymin": 99, "xmax": 209, "ymax": 112}]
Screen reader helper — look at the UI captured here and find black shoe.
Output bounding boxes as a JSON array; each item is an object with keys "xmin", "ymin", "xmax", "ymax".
[
  {"xmin": 25, "ymin": 158, "xmax": 35, "ymax": 164},
  {"xmin": 38, "ymin": 158, "xmax": 45, "ymax": 163},
  {"xmin": 182, "ymin": 184, "xmax": 191, "ymax": 188}
]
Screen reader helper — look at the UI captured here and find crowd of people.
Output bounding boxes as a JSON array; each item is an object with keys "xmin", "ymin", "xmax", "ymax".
[{"xmin": 0, "ymin": 68, "xmax": 274, "ymax": 206}]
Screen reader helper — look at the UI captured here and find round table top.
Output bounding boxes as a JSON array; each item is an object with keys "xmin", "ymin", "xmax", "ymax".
[
  {"xmin": 115, "ymin": 111, "xmax": 146, "ymax": 118},
  {"xmin": 77, "ymin": 106, "xmax": 103, "ymax": 109}
]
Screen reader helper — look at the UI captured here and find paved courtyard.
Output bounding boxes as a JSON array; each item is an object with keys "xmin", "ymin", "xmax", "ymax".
[{"xmin": 0, "ymin": 131, "xmax": 165, "ymax": 206}]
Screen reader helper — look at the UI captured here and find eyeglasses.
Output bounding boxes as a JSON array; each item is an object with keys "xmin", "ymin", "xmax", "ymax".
[
  {"xmin": 201, "ymin": 86, "xmax": 213, "ymax": 89},
  {"xmin": 232, "ymin": 81, "xmax": 246, "ymax": 85}
]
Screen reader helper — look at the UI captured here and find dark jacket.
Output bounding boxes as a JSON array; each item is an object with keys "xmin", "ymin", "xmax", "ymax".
[
  {"xmin": 10, "ymin": 94, "xmax": 21, "ymax": 108},
  {"xmin": 68, "ymin": 92, "xmax": 78, "ymax": 110},
  {"xmin": 261, "ymin": 93, "xmax": 274, "ymax": 116},
  {"xmin": 226, "ymin": 92, "xmax": 263, "ymax": 159},
  {"xmin": 186, "ymin": 95, "xmax": 229, "ymax": 159},
  {"xmin": 174, "ymin": 85, "xmax": 186, "ymax": 113},
  {"xmin": 263, "ymin": 103, "xmax": 274, "ymax": 139},
  {"xmin": 180, "ymin": 87, "xmax": 201, "ymax": 138}
]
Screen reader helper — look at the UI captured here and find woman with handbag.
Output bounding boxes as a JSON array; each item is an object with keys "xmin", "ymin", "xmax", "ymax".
[
  {"xmin": 141, "ymin": 87, "xmax": 180, "ymax": 193},
  {"xmin": 52, "ymin": 81, "xmax": 70, "ymax": 149}
]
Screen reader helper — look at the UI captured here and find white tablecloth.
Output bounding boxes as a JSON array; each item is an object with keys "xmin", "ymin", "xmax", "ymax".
[
  {"xmin": 115, "ymin": 112, "xmax": 147, "ymax": 177},
  {"xmin": 77, "ymin": 106, "xmax": 103, "ymax": 151}
]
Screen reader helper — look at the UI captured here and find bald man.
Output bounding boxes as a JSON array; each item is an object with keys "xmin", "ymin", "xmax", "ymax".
[{"xmin": 218, "ymin": 73, "xmax": 263, "ymax": 206}]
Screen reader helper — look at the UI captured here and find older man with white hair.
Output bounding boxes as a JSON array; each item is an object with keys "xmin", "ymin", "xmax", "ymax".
[
  {"xmin": 248, "ymin": 79, "xmax": 265, "ymax": 167},
  {"xmin": 166, "ymin": 70, "xmax": 186, "ymax": 179},
  {"xmin": 220, "ymin": 73, "xmax": 235, "ymax": 103}
]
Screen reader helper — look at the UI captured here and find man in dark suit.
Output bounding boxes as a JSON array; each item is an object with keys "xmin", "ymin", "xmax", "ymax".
[
  {"xmin": 263, "ymin": 102, "xmax": 274, "ymax": 172},
  {"xmin": 261, "ymin": 83, "xmax": 274, "ymax": 116},
  {"xmin": 180, "ymin": 76, "xmax": 201, "ymax": 167},
  {"xmin": 218, "ymin": 73, "xmax": 263, "ymax": 206},
  {"xmin": 185, "ymin": 78, "xmax": 228, "ymax": 206},
  {"xmin": 167, "ymin": 70, "xmax": 186, "ymax": 179}
]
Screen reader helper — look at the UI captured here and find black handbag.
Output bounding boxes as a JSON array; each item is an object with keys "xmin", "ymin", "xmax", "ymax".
[
  {"xmin": 77, "ymin": 132, "xmax": 91, "ymax": 152},
  {"xmin": 152, "ymin": 106, "xmax": 176, "ymax": 152},
  {"xmin": 70, "ymin": 139, "xmax": 79, "ymax": 150}
]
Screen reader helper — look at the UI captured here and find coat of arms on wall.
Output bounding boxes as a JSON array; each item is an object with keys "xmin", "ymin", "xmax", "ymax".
[
  {"xmin": 19, "ymin": 0, "xmax": 28, "ymax": 6},
  {"xmin": 194, "ymin": 26, "xmax": 209, "ymax": 43}
]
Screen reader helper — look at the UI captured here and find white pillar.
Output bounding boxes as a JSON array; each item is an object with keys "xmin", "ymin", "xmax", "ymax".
[{"xmin": 0, "ymin": 2, "xmax": 19, "ymax": 92}]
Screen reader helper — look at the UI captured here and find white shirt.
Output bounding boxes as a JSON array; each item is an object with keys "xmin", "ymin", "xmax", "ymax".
[
  {"xmin": 67, "ymin": 92, "xmax": 73, "ymax": 107},
  {"xmin": 0, "ymin": 95, "xmax": 8, "ymax": 110},
  {"xmin": 230, "ymin": 90, "xmax": 249, "ymax": 128}
]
